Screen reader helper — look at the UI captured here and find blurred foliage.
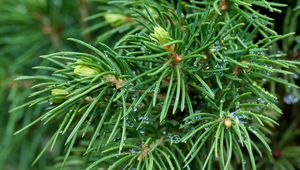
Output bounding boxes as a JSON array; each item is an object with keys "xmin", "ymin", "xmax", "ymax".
[{"xmin": 0, "ymin": 0, "xmax": 85, "ymax": 169}]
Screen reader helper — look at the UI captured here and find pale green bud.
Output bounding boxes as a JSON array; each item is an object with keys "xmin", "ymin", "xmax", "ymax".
[
  {"xmin": 74, "ymin": 65, "xmax": 99, "ymax": 76},
  {"xmin": 51, "ymin": 88, "xmax": 69, "ymax": 96},
  {"xmin": 51, "ymin": 88, "xmax": 69, "ymax": 103},
  {"xmin": 104, "ymin": 13, "xmax": 128, "ymax": 26},
  {"xmin": 150, "ymin": 26, "xmax": 171, "ymax": 45}
]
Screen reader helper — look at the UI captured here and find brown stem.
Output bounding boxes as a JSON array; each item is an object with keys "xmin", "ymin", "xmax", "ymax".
[
  {"xmin": 80, "ymin": 0, "xmax": 91, "ymax": 41},
  {"xmin": 42, "ymin": 16, "xmax": 61, "ymax": 50}
]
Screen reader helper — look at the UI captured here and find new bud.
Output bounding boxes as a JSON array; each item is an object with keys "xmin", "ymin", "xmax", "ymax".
[
  {"xmin": 150, "ymin": 26, "xmax": 171, "ymax": 45},
  {"xmin": 51, "ymin": 88, "xmax": 69, "ymax": 96},
  {"xmin": 104, "ymin": 13, "xmax": 128, "ymax": 26},
  {"xmin": 224, "ymin": 117, "xmax": 232, "ymax": 128},
  {"xmin": 74, "ymin": 65, "xmax": 99, "ymax": 76},
  {"xmin": 51, "ymin": 88, "xmax": 69, "ymax": 103}
]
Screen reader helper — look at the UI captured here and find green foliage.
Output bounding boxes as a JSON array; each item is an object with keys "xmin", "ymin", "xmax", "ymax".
[
  {"xmin": 2, "ymin": 0, "xmax": 300, "ymax": 169},
  {"xmin": 0, "ymin": 0, "xmax": 84, "ymax": 169}
]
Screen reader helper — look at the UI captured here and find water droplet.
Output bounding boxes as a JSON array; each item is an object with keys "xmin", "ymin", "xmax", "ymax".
[
  {"xmin": 139, "ymin": 128, "xmax": 145, "ymax": 134},
  {"xmin": 138, "ymin": 116, "xmax": 150, "ymax": 124},
  {"xmin": 256, "ymin": 106, "xmax": 262, "ymax": 111},
  {"xmin": 138, "ymin": 116, "xmax": 143, "ymax": 121},
  {"xmin": 293, "ymin": 74, "xmax": 299, "ymax": 79},
  {"xmin": 127, "ymin": 122, "xmax": 135, "ymax": 128},
  {"xmin": 231, "ymin": 111, "xmax": 242, "ymax": 125},
  {"xmin": 251, "ymin": 14, "xmax": 258, "ymax": 19},
  {"xmin": 233, "ymin": 113, "xmax": 250, "ymax": 125},
  {"xmin": 249, "ymin": 51, "xmax": 256, "ymax": 55},
  {"xmin": 215, "ymin": 63, "xmax": 222, "ymax": 69},
  {"xmin": 149, "ymin": 86, "xmax": 155, "ymax": 93},
  {"xmin": 210, "ymin": 48, "xmax": 216, "ymax": 53},
  {"xmin": 133, "ymin": 107, "xmax": 137, "ymax": 112},
  {"xmin": 130, "ymin": 149, "xmax": 140, "ymax": 154},
  {"xmin": 257, "ymin": 98, "xmax": 266, "ymax": 104},
  {"xmin": 171, "ymin": 135, "xmax": 180, "ymax": 144},
  {"xmin": 113, "ymin": 136, "xmax": 120, "ymax": 142},
  {"xmin": 284, "ymin": 94, "xmax": 299, "ymax": 105},
  {"xmin": 48, "ymin": 99, "xmax": 53, "ymax": 105},
  {"xmin": 195, "ymin": 116, "xmax": 201, "ymax": 121}
]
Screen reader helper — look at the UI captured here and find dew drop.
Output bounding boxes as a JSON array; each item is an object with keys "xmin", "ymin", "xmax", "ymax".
[
  {"xmin": 251, "ymin": 14, "xmax": 258, "ymax": 19},
  {"xmin": 194, "ymin": 116, "xmax": 201, "ymax": 121},
  {"xmin": 127, "ymin": 122, "xmax": 135, "ymax": 128},
  {"xmin": 144, "ymin": 119, "xmax": 150, "ymax": 124},
  {"xmin": 255, "ymin": 106, "xmax": 262, "ymax": 111},
  {"xmin": 113, "ymin": 136, "xmax": 120, "ymax": 142},
  {"xmin": 257, "ymin": 98, "xmax": 266, "ymax": 104},
  {"xmin": 139, "ymin": 128, "xmax": 145, "ymax": 134},
  {"xmin": 130, "ymin": 149, "xmax": 140, "ymax": 154},
  {"xmin": 48, "ymin": 99, "xmax": 54, "ymax": 105},
  {"xmin": 284, "ymin": 94, "xmax": 299, "ymax": 105},
  {"xmin": 171, "ymin": 135, "xmax": 180, "ymax": 144},
  {"xmin": 137, "ymin": 116, "xmax": 143, "ymax": 121}
]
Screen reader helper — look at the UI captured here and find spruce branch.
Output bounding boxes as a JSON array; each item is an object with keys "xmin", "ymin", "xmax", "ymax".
[{"xmin": 10, "ymin": 0, "xmax": 300, "ymax": 169}]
